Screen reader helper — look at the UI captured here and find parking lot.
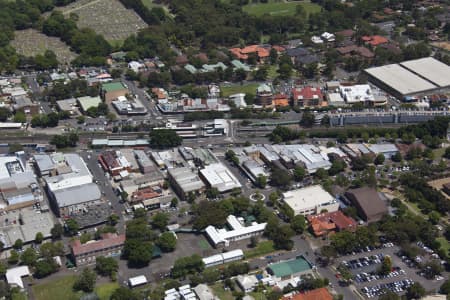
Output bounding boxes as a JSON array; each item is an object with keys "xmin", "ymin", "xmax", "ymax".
[{"xmin": 334, "ymin": 244, "xmax": 445, "ymax": 298}]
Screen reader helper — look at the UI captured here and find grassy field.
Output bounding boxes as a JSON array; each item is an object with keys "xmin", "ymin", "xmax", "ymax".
[
  {"xmin": 11, "ymin": 29, "xmax": 77, "ymax": 64},
  {"xmin": 244, "ymin": 240, "xmax": 275, "ymax": 259},
  {"xmin": 33, "ymin": 276, "xmax": 81, "ymax": 300},
  {"xmin": 11, "ymin": 292, "xmax": 27, "ymax": 300},
  {"xmin": 95, "ymin": 282, "xmax": 119, "ymax": 300},
  {"xmin": 220, "ymin": 83, "xmax": 259, "ymax": 97},
  {"xmin": 32, "ymin": 275, "xmax": 118, "ymax": 300},
  {"xmin": 433, "ymin": 147, "xmax": 446, "ymax": 159},
  {"xmin": 243, "ymin": 0, "xmax": 321, "ymax": 17}
]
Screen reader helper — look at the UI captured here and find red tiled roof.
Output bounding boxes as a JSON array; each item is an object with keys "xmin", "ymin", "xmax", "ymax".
[
  {"xmin": 307, "ymin": 211, "xmax": 357, "ymax": 236},
  {"xmin": 282, "ymin": 288, "xmax": 333, "ymax": 300},
  {"xmin": 71, "ymin": 233, "xmax": 125, "ymax": 256},
  {"xmin": 362, "ymin": 35, "xmax": 389, "ymax": 46},
  {"xmin": 230, "ymin": 45, "xmax": 270, "ymax": 59},
  {"xmin": 131, "ymin": 187, "xmax": 161, "ymax": 202},
  {"xmin": 292, "ymin": 86, "xmax": 323, "ymax": 100}
]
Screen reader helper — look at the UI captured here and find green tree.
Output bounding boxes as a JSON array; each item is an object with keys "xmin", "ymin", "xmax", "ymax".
[
  {"xmin": 255, "ymin": 174, "xmax": 267, "ymax": 188},
  {"xmin": 439, "ymin": 279, "xmax": 450, "ymax": 295},
  {"xmin": 378, "ymin": 255, "xmax": 392, "ymax": 275},
  {"xmin": 374, "ymin": 153, "xmax": 385, "ymax": 165},
  {"xmin": 172, "ymin": 254, "xmax": 204, "ymax": 278},
  {"xmin": 95, "ymin": 256, "xmax": 118, "ymax": 277},
  {"xmin": 152, "ymin": 212, "xmax": 169, "ymax": 231},
  {"xmin": 378, "ymin": 291, "xmax": 400, "ymax": 300},
  {"xmin": 13, "ymin": 239, "xmax": 23, "ymax": 250},
  {"xmin": 157, "ymin": 232, "xmax": 177, "ymax": 252},
  {"xmin": 20, "ymin": 248, "xmax": 37, "ymax": 266},
  {"xmin": 73, "ymin": 268, "xmax": 96, "ymax": 293},
  {"xmin": 293, "ymin": 166, "xmax": 306, "ymax": 182},
  {"xmin": 13, "ymin": 112, "xmax": 26, "ymax": 123},
  {"xmin": 65, "ymin": 219, "xmax": 79, "ymax": 236},
  {"xmin": 34, "ymin": 258, "xmax": 59, "ymax": 278},
  {"xmin": 406, "ymin": 282, "xmax": 425, "ymax": 300},
  {"xmin": 300, "ymin": 111, "xmax": 315, "ymax": 127},
  {"xmin": 291, "ymin": 215, "xmax": 306, "ymax": 234},
  {"xmin": 34, "ymin": 232, "xmax": 44, "ymax": 244},
  {"xmin": 110, "ymin": 287, "xmax": 140, "ymax": 300},
  {"xmin": 149, "ymin": 129, "xmax": 182, "ymax": 149},
  {"xmin": 391, "ymin": 152, "xmax": 402, "ymax": 162},
  {"xmin": 0, "ymin": 107, "xmax": 11, "ymax": 122},
  {"xmin": 77, "ymin": 115, "xmax": 85, "ymax": 124},
  {"xmin": 0, "ymin": 262, "xmax": 6, "ymax": 277},
  {"xmin": 51, "ymin": 224, "xmax": 64, "ymax": 239},
  {"xmin": 8, "ymin": 250, "xmax": 19, "ymax": 265},
  {"xmin": 107, "ymin": 214, "xmax": 120, "ymax": 226}
]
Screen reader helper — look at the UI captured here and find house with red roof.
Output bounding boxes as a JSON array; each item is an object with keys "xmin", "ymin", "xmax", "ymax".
[
  {"xmin": 362, "ymin": 35, "xmax": 389, "ymax": 46},
  {"xmin": 291, "ymin": 86, "xmax": 324, "ymax": 107},
  {"xmin": 229, "ymin": 45, "xmax": 272, "ymax": 63}
]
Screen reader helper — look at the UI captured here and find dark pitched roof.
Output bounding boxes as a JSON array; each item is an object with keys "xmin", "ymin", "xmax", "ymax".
[
  {"xmin": 286, "ymin": 47, "xmax": 310, "ymax": 58},
  {"xmin": 345, "ymin": 187, "xmax": 387, "ymax": 221},
  {"xmin": 296, "ymin": 54, "xmax": 319, "ymax": 65}
]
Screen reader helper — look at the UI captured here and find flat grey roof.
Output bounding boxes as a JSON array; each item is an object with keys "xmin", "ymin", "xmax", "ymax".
[
  {"xmin": 400, "ymin": 57, "xmax": 450, "ymax": 88},
  {"xmin": 365, "ymin": 64, "xmax": 437, "ymax": 95},
  {"xmin": 53, "ymin": 183, "xmax": 101, "ymax": 208}
]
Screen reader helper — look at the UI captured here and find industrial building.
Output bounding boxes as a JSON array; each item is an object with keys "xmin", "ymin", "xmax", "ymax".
[
  {"xmin": 365, "ymin": 57, "xmax": 450, "ymax": 99},
  {"xmin": 199, "ymin": 163, "xmax": 242, "ymax": 193},
  {"xmin": 282, "ymin": 185, "xmax": 339, "ymax": 216},
  {"xmin": 134, "ymin": 150, "xmax": 155, "ymax": 174},
  {"xmin": 167, "ymin": 167, "xmax": 205, "ymax": 201},
  {"xmin": 98, "ymin": 150, "xmax": 132, "ymax": 176},
  {"xmin": 205, "ymin": 215, "xmax": 267, "ymax": 248}
]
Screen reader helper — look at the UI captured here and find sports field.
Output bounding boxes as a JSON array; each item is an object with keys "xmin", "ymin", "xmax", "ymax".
[{"xmin": 243, "ymin": 0, "xmax": 321, "ymax": 17}]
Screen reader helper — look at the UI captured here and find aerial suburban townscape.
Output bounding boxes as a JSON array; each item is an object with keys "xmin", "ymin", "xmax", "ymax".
[{"xmin": 0, "ymin": 0, "xmax": 450, "ymax": 299}]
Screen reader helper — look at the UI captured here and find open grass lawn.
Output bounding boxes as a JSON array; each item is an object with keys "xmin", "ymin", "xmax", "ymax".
[
  {"xmin": 33, "ymin": 275, "xmax": 81, "ymax": 300},
  {"xmin": 433, "ymin": 147, "xmax": 446, "ymax": 159},
  {"xmin": 243, "ymin": 1, "xmax": 321, "ymax": 17},
  {"xmin": 221, "ymin": 83, "xmax": 259, "ymax": 97},
  {"xmin": 244, "ymin": 240, "xmax": 275, "ymax": 259},
  {"xmin": 33, "ymin": 275, "xmax": 118, "ymax": 300},
  {"xmin": 95, "ymin": 282, "xmax": 119, "ymax": 300},
  {"xmin": 211, "ymin": 283, "xmax": 235, "ymax": 300},
  {"xmin": 11, "ymin": 292, "xmax": 27, "ymax": 300}
]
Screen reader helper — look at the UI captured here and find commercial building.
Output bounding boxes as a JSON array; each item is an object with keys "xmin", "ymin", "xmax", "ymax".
[
  {"xmin": 112, "ymin": 95, "xmax": 147, "ymax": 115},
  {"xmin": 291, "ymin": 87, "xmax": 324, "ymax": 107},
  {"xmin": 307, "ymin": 211, "xmax": 357, "ymax": 237},
  {"xmin": 134, "ymin": 150, "xmax": 155, "ymax": 174},
  {"xmin": 344, "ymin": 187, "xmax": 388, "ymax": 223},
  {"xmin": 364, "ymin": 57, "xmax": 450, "ymax": 99},
  {"xmin": 205, "ymin": 215, "xmax": 266, "ymax": 248},
  {"xmin": 98, "ymin": 150, "xmax": 132, "ymax": 176},
  {"xmin": 282, "ymin": 185, "xmax": 339, "ymax": 216},
  {"xmin": 57, "ymin": 98, "xmax": 78, "ymax": 115},
  {"xmin": 168, "ymin": 167, "xmax": 205, "ymax": 201},
  {"xmin": 35, "ymin": 153, "xmax": 105, "ymax": 220},
  {"xmin": 199, "ymin": 163, "xmax": 242, "ymax": 193},
  {"xmin": 70, "ymin": 233, "xmax": 125, "ymax": 266},
  {"xmin": 202, "ymin": 249, "xmax": 244, "ymax": 268},
  {"xmin": 267, "ymin": 256, "xmax": 313, "ymax": 281},
  {"xmin": 77, "ymin": 96, "xmax": 102, "ymax": 113}
]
